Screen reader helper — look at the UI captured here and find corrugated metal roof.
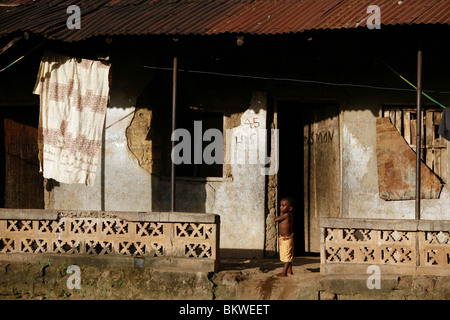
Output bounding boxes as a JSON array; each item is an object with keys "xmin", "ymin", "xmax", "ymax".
[{"xmin": 0, "ymin": 0, "xmax": 449, "ymax": 41}]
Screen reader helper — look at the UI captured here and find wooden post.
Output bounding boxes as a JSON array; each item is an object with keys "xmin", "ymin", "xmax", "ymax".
[
  {"xmin": 415, "ymin": 49, "xmax": 422, "ymax": 220},
  {"xmin": 171, "ymin": 56, "xmax": 178, "ymax": 212}
]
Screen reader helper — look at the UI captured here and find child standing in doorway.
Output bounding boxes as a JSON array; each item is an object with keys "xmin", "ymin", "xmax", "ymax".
[{"xmin": 274, "ymin": 196, "xmax": 294, "ymax": 277}]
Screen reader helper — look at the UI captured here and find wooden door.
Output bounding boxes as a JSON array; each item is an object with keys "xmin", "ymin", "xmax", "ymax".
[
  {"xmin": 303, "ymin": 104, "xmax": 340, "ymax": 252},
  {"xmin": 2, "ymin": 107, "xmax": 43, "ymax": 208}
]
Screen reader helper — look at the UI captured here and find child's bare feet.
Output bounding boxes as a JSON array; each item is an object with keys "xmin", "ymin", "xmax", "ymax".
[
  {"xmin": 288, "ymin": 266, "xmax": 293, "ymax": 275},
  {"xmin": 275, "ymin": 273, "xmax": 288, "ymax": 277}
]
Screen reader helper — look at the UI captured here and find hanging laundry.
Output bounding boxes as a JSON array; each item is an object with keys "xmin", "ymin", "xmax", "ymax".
[
  {"xmin": 33, "ymin": 51, "xmax": 110, "ymax": 186},
  {"xmin": 438, "ymin": 107, "xmax": 450, "ymax": 141}
]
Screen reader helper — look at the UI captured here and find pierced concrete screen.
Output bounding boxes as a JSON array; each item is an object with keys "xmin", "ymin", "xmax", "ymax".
[
  {"xmin": 0, "ymin": 210, "xmax": 220, "ymax": 272},
  {"xmin": 376, "ymin": 117, "xmax": 443, "ymax": 200},
  {"xmin": 321, "ymin": 218, "xmax": 450, "ymax": 276}
]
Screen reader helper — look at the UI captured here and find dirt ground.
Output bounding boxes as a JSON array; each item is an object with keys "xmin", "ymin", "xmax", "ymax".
[
  {"xmin": 1, "ymin": 255, "xmax": 448, "ymax": 300},
  {"xmin": 211, "ymin": 256, "xmax": 324, "ymax": 300},
  {"xmin": 0, "ymin": 255, "xmax": 322, "ymax": 300}
]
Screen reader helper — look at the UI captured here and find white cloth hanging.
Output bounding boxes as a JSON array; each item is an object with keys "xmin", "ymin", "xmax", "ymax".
[{"xmin": 33, "ymin": 51, "xmax": 110, "ymax": 186}]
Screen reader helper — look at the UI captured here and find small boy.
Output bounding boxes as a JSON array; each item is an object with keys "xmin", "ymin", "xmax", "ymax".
[{"xmin": 274, "ymin": 196, "xmax": 294, "ymax": 277}]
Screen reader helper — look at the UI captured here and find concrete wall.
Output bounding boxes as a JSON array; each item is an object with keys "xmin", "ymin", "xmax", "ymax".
[
  {"xmin": 5, "ymin": 31, "xmax": 450, "ymax": 260},
  {"xmin": 47, "ymin": 46, "xmax": 155, "ymax": 212},
  {"xmin": 148, "ymin": 93, "xmax": 269, "ymax": 257},
  {"xmin": 47, "ymin": 81, "xmax": 450, "ymax": 258},
  {"xmin": 269, "ymin": 75, "xmax": 450, "ymax": 227},
  {"xmin": 340, "ymin": 91, "xmax": 450, "ymax": 220},
  {"xmin": 46, "ymin": 53, "xmax": 269, "ymax": 257}
]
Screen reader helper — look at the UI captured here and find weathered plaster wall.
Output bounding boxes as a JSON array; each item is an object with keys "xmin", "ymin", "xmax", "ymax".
[
  {"xmin": 47, "ymin": 107, "xmax": 151, "ymax": 211},
  {"xmin": 21, "ymin": 98, "xmax": 450, "ymax": 259},
  {"xmin": 212, "ymin": 97, "xmax": 267, "ymax": 256},
  {"xmin": 47, "ymin": 47, "xmax": 156, "ymax": 212},
  {"xmin": 38, "ymin": 33, "xmax": 450, "ymax": 262},
  {"xmin": 46, "ymin": 52, "xmax": 269, "ymax": 257},
  {"xmin": 270, "ymin": 80, "xmax": 450, "ymax": 223},
  {"xmin": 340, "ymin": 91, "xmax": 450, "ymax": 220},
  {"xmin": 149, "ymin": 92, "xmax": 269, "ymax": 257}
]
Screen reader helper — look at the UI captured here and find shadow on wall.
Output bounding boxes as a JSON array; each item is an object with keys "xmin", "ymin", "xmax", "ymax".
[
  {"xmin": 129, "ymin": 70, "xmax": 209, "ymax": 213},
  {"xmin": 130, "ymin": 70, "xmax": 254, "ymax": 213},
  {"xmin": 150, "ymin": 176, "xmax": 207, "ymax": 213}
]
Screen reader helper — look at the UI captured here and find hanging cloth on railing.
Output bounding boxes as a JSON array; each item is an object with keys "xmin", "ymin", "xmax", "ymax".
[{"xmin": 33, "ymin": 51, "xmax": 110, "ymax": 186}]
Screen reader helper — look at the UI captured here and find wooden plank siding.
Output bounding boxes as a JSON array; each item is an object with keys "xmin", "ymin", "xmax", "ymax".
[
  {"xmin": 1, "ymin": 106, "xmax": 43, "ymax": 209},
  {"xmin": 383, "ymin": 106, "xmax": 447, "ymax": 183}
]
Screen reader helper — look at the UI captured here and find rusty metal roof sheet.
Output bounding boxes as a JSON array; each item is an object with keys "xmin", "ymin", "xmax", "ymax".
[{"xmin": 1, "ymin": 0, "xmax": 449, "ymax": 41}]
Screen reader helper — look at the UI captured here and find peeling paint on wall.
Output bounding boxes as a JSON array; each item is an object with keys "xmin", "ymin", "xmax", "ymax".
[
  {"xmin": 226, "ymin": 108, "xmax": 267, "ymax": 166},
  {"xmin": 376, "ymin": 117, "xmax": 443, "ymax": 200},
  {"xmin": 342, "ymin": 124, "xmax": 373, "ymax": 193},
  {"xmin": 126, "ymin": 108, "xmax": 154, "ymax": 174}
]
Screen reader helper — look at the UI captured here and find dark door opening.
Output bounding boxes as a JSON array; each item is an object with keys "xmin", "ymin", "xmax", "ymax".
[
  {"xmin": 278, "ymin": 102, "xmax": 305, "ymax": 256},
  {"xmin": 278, "ymin": 102, "xmax": 340, "ymax": 255},
  {"xmin": 0, "ymin": 106, "xmax": 44, "ymax": 209}
]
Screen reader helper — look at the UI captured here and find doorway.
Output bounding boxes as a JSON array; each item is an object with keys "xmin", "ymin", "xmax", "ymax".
[
  {"xmin": 0, "ymin": 106, "xmax": 44, "ymax": 209},
  {"xmin": 278, "ymin": 102, "xmax": 340, "ymax": 254}
]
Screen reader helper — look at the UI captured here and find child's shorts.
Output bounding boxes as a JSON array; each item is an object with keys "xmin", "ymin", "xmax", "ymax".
[{"xmin": 279, "ymin": 234, "xmax": 294, "ymax": 263}]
